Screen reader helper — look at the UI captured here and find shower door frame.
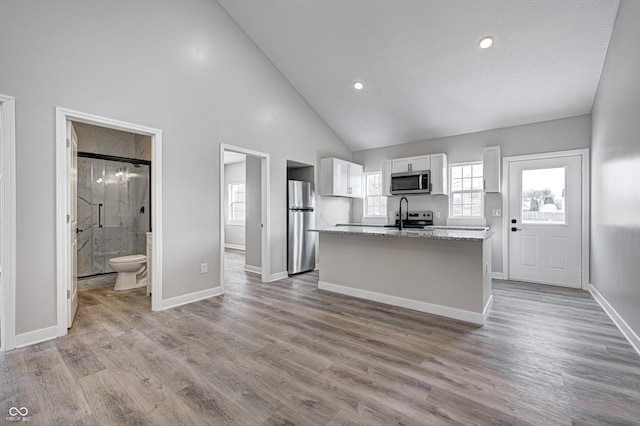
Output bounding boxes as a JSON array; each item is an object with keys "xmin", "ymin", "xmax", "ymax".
[
  {"xmin": 77, "ymin": 152, "xmax": 152, "ymax": 278},
  {"xmin": 56, "ymin": 108, "xmax": 164, "ymax": 338}
]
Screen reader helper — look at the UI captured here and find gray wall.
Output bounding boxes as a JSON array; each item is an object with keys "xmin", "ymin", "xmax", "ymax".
[
  {"xmin": 352, "ymin": 115, "xmax": 592, "ymax": 274},
  {"xmin": 591, "ymin": 0, "xmax": 640, "ymax": 337},
  {"xmin": 245, "ymin": 156, "xmax": 262, "ymax": 268},
  {"xmin": 224, "ymin": 161, "xmax": 246, "ymax": 248},
  {"xmin": 1, "ymin": 0, "xmax": 351, "ymax": 335}
]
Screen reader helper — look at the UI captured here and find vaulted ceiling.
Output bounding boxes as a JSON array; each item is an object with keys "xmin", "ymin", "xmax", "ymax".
[{"xmin": 218, "ymin": 0, "xmax": 620, "ymax": 151}]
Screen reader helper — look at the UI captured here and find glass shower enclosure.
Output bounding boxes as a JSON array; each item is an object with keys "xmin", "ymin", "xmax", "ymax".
[{"xmin": 77, "ymin": 154, "xmax": 151, "ymax": 277}]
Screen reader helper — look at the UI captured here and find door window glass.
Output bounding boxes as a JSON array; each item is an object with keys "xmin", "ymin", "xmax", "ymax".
[{"xmin": 521, "ymin": 167, "xmax": 566, "ymax": 224}]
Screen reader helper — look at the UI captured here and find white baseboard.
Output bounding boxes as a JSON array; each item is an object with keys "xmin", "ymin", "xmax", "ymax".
[
  {"xmin": 589, "ymin": 284, "xmax": 640, "ymax": 357},
  {"xmin": 318, "ymin": 281, "xmax": 488, "ymax": 325},
  {"xmin": 491, "ymin": 272, "xmax": 504, "ymax": 280},
  {"xmin": 269, "ymin": 271, "xmax": 288, "ymax": 282},
  {"xmin": 162, "ymin": 286, "xmax": 223, "ymax": 310},
  {"xmin": 225, "ymin": 244, "xmax": 245, "ymax": 251},
  {"xmin": 15, "ymin": 325, "xmax": 58, "ymax": 349},
  {"xmin": 244, "ymin": 264, "xmax": 261, "ymax": 274}
]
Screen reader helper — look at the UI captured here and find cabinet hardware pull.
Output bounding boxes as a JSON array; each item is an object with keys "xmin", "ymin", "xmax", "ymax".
[{"xmin": 98, "ymin": 203, "xmax": 104, "ymax": 228}]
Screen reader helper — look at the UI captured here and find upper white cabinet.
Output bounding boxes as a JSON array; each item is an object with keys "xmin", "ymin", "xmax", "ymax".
[
  {"xmin": 482, "ymin": 146, "xmax": 501, "ymax": 193},
  {"xmin": 391, "ymin": 155, "xmax": 430, "ymax": 173},
  {"xmin": 429, "ymin": 153, "xmax": 448, "ymax": 195},
  {"xmin": 381, "ymin": 160, "xmax": 392, "ymax": 196},
  {"xmin": 320, "ymin": 157, "xmax": 364, "ymax": 198}
]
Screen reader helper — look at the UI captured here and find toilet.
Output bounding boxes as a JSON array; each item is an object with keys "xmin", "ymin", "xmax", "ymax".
[{"xmin": 108, "ymin": 254, "xmax": 147, "ymax": 291}]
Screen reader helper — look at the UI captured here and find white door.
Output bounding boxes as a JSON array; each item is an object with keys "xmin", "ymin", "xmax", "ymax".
[
  {"xmin": 67, "ymin": 121, "xmax": 78, "ymax": 327},
  {"xmin": 508, "ymin": 155, "xmax": 582, "ymax": 287}
]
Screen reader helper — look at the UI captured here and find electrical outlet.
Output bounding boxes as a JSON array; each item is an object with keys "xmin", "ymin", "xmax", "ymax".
[
  {"xmin": 435, "ymin": 211, "xmax": 441, "ymax": 219},
  {"xmin": 492, "ymin": 209, "xmax": 502, "ymax": 217},
  {"xmin": 321, "ymin": 211, "xmax": 325, "ymax": 219},
  {"xmin": 240, "ymin": 233, "xmax": 243, "ymax": 239},
  {"xmin": 200, "ymin": 263, "xmax": 208, "ymax": 274}
]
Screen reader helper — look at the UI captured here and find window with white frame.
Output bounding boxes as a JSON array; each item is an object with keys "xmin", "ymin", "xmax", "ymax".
[
  {"xmin": 364, "ymin": 171, "xmax": 387, "ymax": 217},
  {"xmin": 228, "ymin": 183, "xmax": 246, "ymax": 222},
  {"xmin": 449, "ymin": 162, "xmax": 483, "ymax": 218}
]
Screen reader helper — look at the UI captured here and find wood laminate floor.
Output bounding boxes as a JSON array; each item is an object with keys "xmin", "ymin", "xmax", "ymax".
[{"xmin": 1, "ymin": 249, "xmax": 639, "ymax": 425}]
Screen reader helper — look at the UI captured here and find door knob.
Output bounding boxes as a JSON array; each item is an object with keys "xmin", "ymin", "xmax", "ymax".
[
  {"xmin": 511, "ymin": 227, "xmax": 523, "ymax": 232},
  {"xmin": 76, "ymin": 228, "xmax": 83, "ymax": 234}
]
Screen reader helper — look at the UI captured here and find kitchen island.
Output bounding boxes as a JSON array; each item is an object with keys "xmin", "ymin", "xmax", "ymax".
[{"xmin": 311, "ymin": 226, "xmax": 494, "ymax": 325}]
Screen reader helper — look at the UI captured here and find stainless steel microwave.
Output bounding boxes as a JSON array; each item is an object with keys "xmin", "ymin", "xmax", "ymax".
[{"xmin": 390, "ymin": 170, "xmax": 431, "ymax": 195}]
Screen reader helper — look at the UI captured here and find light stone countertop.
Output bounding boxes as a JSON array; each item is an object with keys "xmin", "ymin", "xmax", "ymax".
[{"xmin": 310, "ymin": 225, "xmax": 494, "ymax": 241}]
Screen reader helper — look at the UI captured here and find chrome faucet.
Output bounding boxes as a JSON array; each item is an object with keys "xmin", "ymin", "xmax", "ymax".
[{"xmin": 398, "ymin": 196, "xmax": 409, "ymax": 230}]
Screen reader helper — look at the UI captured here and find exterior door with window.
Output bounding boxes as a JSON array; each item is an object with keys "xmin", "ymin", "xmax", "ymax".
[{"xmin": 508, "ymin": 155, "xmax": 582, "ymax": 287}]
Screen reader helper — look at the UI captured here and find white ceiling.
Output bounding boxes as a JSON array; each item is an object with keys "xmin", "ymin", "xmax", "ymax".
[{"xmin": 218, "ymin": 0, "xmax": 620, "ymax": 151}]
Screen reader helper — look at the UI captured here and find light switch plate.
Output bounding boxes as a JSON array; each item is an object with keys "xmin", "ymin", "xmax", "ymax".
[
  {"xmin": 492, "ymin": 209, "xmax": 502, "ymax": 217},
  {"xmin": 200, "ymin": 263, "xmax": 208, "ymax": 274}
]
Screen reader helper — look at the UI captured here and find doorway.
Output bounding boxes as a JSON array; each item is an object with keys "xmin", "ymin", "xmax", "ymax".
[
  {"xmin": 503, "ymin": 149, "xmax": 589, "ymax": 288},
  {"xmin": 0, "ymin": 94, "xmax": 16, "ymax": 351},
  {"xmin": 56, "ymin": 108, "xmax": 163, "ymax": 337},
  {"xmin": 219, "ymin": 144, "xmax": 270, "ymax": 289}
]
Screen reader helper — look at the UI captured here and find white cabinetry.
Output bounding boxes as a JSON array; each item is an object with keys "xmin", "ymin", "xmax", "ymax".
[
  {"xmin": 382, "ymin": 160, "xmax": 392, "ymax": 196},
  {"xmin": 391, "ymin": 155, "xmax": 430, "ymax": 173},
  {"xmin": 348, "ymin": 162, "xmax": 364, "ymax": 198},
  {"xmin": 429, "ymin": 153, "xmax": 448, "ymax": 195},
  {"xmin": 482, "ymin": 146, "xmax": 501, "ymax": 193},
  {"xmin": 320, "ymin": 157, "xmax": 364, "ymax": 198}
]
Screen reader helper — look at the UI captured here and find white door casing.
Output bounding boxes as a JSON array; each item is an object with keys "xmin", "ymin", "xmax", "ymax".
[
  {"xmin": 219, "ymin": 143, "xmax": 271, "ymax": 287},
  {"xmin": 506, "ymin": 153, "xmax": 585, "ymax": 288},
  {"xmin": 67, "ymin": 122, "xmax": 79, "ymax": 327},
  {"xmin": 57, "ymin": 108, "xmax": 163, "ymax": 338},
  {"xmin": 0, "ymin": 94, "xmax": 16, "ymax": 351}
]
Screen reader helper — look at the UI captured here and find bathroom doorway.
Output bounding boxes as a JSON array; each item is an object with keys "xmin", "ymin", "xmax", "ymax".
[
  {"xmin": 56, "ymin": 108, "xmax": 163, "ymax": 337},
  {"xmin": 219, "ymin": 144, "xmax": 270, "ymax": 289}
]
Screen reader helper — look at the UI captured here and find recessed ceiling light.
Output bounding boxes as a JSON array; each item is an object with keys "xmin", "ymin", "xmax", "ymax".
[
  {"xmin": 353, "ymin": 81, "xmax": 364, "ymax": 90},
  {"xmin": 479, "ymin": 36, "xmax": 494, "ymax": 49}
]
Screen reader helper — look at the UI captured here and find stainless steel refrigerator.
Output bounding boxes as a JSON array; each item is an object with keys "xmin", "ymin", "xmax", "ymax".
[{"xmin": 288, "ymin": 180, "xmax": 316, "ymax": 275}]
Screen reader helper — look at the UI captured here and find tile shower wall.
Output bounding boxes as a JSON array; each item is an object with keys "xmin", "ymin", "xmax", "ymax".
[
  {"xmin": 77, "ymin": 158, "xmax": 150, "ymax": 276},
  {"xmin": 75, "ymin": 122, "xmax": 151, "ymax": 277},
  {"xmin": 75, "ymin": 122, "xmax": 151, "ymax": 161},
  {"xmin": 77, "ymin": 158, "xmax": 93, "ymax": 275}
]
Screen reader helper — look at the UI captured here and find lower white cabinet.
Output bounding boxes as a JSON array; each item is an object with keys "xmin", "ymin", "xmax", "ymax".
[{"xmin": 321, "ymin": 157, "xmax": 364, "ymax": 198}]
